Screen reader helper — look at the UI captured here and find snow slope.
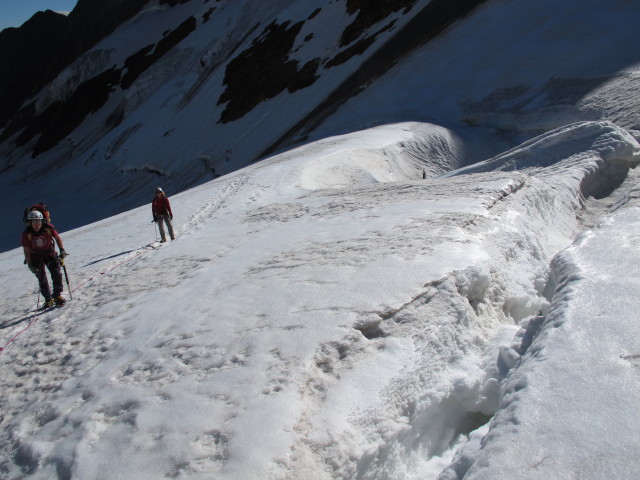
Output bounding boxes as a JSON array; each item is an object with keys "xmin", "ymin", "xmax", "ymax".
[
  {"xmin": 458, "ymin": 199, "xmax": 640, "ymax": 480},
  {"xmin": 2, "ymin": 0, "xmax": 640, "ymax": 252},
  {"xmin": 1, "ymin": 119, "xmax": 639, "ymax": 479}
]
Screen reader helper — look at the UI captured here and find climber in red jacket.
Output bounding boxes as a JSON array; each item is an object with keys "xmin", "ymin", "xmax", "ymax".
[
  {"xmin": 21, "ymin": 210, "xmax": 68, "ymax": 308},
  {"xmin": 151, "ymin": 187, "xmax": 175, "ymax": 242}
]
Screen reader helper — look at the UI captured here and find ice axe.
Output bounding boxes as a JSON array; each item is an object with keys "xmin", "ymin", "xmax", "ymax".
[{"xmin": 60, "ymin": 256, "xmax": 72, "ymax": 300}]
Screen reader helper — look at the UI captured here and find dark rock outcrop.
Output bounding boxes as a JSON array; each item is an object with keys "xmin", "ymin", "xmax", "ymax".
[
  {"xmin": 217, "ymin": 21, "xmax": 320, "ymax": 123},
  {"xmin": 341, "ymin": 0, "xmax": 418, "ymax": 47},
  {"xmin": 262, "ymin": 0, "xmax": 489, "ymax": 157},
  {"xmin": 1, "ymin": 9, "xmax": 198, "ymax": 158},
  {"xmin": 0, "ymin": 0, "xmax": 149, "ymax": 128},
  {"xmin": 121, "ymin": 16, "xmax": 197, "ymax": 89}
]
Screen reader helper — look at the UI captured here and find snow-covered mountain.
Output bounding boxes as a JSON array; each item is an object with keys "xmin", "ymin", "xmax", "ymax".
[
  {"xmin": 1, "ymin": 0, "xmax": 639, "ymax": 251},
  {"xmin": 2, "ymin": 0, "xmax": 640, "ymax": 479}
]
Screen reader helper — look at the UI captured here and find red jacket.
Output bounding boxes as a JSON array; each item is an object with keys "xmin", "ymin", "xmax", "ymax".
[
  {"xmin": 152, "ymin": 194, "xmax": 172, "ymax": 218},
  {"xmin": 21, "ymin": 224, "xmax": 57, "ymax": 255}
]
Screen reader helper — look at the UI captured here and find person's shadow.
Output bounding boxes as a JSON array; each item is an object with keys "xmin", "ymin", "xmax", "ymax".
[
  {"xmin": 82, "ymin": 249, "xmax": 135, "ymax": 268},
  {"xmin": 1, "ymin": 312, "xmax": 38, "ymax": 330}
]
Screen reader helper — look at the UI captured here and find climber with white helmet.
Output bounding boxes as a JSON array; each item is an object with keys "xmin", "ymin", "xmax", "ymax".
[{"xmin": 21, "ymin": 209, "xmax": 68, "ymax": 308}]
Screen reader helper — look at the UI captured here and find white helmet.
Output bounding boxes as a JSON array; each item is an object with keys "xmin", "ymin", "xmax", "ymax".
[{"xmin": 27, "ymin": 210, "xmax": 44, "ymax": 221}]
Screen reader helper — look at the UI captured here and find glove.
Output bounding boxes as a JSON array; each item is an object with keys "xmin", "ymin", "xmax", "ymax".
[
  {"xmin": 170, "ymin": 215, "xmax": 173, "ymax": 220},
  {"xmin": 59, "ymin": 250, "xmax": 68, "ymax": 259}
]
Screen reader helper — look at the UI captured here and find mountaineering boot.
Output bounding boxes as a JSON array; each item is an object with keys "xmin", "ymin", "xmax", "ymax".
[
  {"xmin": 160, "ymin": 238, "xmax": 167, "ymax": 243},
  {"xmin": 43, "ymin": 298, "xmax": 55, "ymax": 309},
  {"xmin": 54, "ymin": 296, "xmax": 67, "ymax": 306}
]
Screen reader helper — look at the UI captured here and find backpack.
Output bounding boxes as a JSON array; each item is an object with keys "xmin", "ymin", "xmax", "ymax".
[{"xmin": 23, "ymin": 203, "xmax": 51, "ymax": 224}]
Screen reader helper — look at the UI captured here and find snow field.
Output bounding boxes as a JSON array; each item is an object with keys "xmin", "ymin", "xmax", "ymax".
[{"xmin": 1, "ymin": 120, "xmax": 639, "ymax": 479}]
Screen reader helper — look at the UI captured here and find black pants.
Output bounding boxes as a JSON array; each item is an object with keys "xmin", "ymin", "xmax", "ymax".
[{"xmin": 32, "ymin": 254, "xmax": 63, "ymax": 300}]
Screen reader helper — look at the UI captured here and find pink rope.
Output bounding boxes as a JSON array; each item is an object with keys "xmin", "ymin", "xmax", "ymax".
[
  {"xmin": 0, "ymin": 311, "xmax": 38, "ymax": 352},
  {"xmin": 1, "ymin": 243, "xmax": 158, "ymax": 353}
]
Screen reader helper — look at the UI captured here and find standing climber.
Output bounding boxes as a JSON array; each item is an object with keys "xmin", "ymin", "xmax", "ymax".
[
  {"xmin": 21, "ymin": 210, "xmax": 68, "ymax": 308},
  {"xmin": 152, "ymin": 187, "xmax": 175, "ymax": 242}
]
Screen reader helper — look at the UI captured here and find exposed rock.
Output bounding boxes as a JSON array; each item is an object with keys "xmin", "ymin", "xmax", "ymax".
[
  {"xmin": 217, "ymin": 21, "xmax": 320, "ymax": 123},
  {"xmin": 28, "ymin": 67, "xmax": 122, "ymax": 157},
  {"xmin": 121, "ymin": 17, "xmax": 197, "ymax": 89},
  {"xmin": 341, "ymin": 0, "xmax": 418, "ymax": 47},
  {"xmin": 159, "ymin": 0, "xmax": 194, "ymax": 6},
  {"xmin": 0, "ymin": 11, "xmax": 73, "ymax": 127},
  {"xmin": 326, "ymin": 20, "xmax": 397, "ymax": 68},
  {"xmin": 1, "ymin": 14, "xmax": 198, "ymax": 158},
  {"xmin": 0, "ymin": 0, "xmax": 149, "ymax": 128},
  {"xmin": 262, "ymin": 0, "xmax": 488, "ymax": 157}
]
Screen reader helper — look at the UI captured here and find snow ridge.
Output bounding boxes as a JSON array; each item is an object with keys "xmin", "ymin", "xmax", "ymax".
[{"xmin": 3, "ymin": 120, "xmax": 640, "ymax": 478}]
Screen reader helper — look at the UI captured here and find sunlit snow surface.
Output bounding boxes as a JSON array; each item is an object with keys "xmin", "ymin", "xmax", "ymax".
[
  {"xmin": 3, "ymin": 0, "xmax": 640, "ymax": 254},
  {"xmin": 1, "ymin": 121, "xmax": 639, "ymax": 479}
]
